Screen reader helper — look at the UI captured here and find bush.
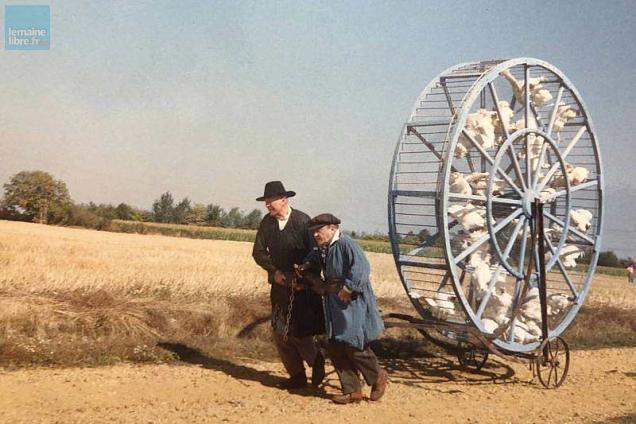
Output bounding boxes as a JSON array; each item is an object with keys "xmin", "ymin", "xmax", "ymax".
[
  {"xmin": 108, "ymin": 220, "xmax": 257, "ymax": 242},
  {"xmin": 57, "ymin": 204, "xmax": 111, "ymax": 230},
  {"xmin": 598, "ymin": 251, "xmax": 621, "ymax": 268}
]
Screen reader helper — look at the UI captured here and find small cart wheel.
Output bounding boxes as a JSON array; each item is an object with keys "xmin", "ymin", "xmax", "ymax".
[
  {"xmin": 457, "ymin": 345, "xmax": 489, "ymax": 371},
  {"xmin": 536, "ymin": 337, "xmax": 570, "ymax": 388}
]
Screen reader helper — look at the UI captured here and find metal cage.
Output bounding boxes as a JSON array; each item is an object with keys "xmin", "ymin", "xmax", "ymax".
[{"xmin": 388, "ymin": 58, "xmax": 603, "ymax": 358}]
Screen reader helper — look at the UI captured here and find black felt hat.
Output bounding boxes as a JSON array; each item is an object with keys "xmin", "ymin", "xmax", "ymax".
[
  {"xmin": 308, "ymin": 213, "xmax": 341, "ymax": 230},
  {"xmin": 256, "ymin": 181, "xmax": 296, "ymax": 201}
]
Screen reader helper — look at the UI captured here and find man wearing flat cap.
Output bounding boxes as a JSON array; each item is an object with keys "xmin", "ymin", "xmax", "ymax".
[
  {"xmin": 252, "ymin": 181, "xmax": 325, "ymax": 390},
  {"xmin": 304, "ymin": 213, "xmax": 387, "ymax": 404}
]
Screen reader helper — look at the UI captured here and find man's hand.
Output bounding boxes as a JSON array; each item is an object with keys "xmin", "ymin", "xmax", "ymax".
[
  {"xmin": 293, "ymin": 263, "xmax": 304, "ymax": 279},
  {"xmin": 337, "ymin": 288, "xmax": 352, "ymax": 303},
  {"xmin": 303, "ymin": 272, "xmax": 326, "ymax": 295},
  {"xmin": 291, "ymin": 280, "xmax": 305, "ymax": 291},
  {"xmin": 274, "ymin": 270, "xmax": 287, "ymax": 285}
]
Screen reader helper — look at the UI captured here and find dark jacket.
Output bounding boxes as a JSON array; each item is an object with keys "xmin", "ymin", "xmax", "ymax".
[{"xmin": 252, "ymin": 208, "xmax": 324, "ymax": 337}]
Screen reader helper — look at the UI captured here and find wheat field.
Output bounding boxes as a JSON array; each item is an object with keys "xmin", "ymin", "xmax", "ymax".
[
  {"xmin": 1, "ymin": 220, "xmax": 631, "ymax": 304},
  {"xmin": 0, "ymin": 219, "xmax": 633, "ymax": 366},
  {"xmin": 0, "ymin": 220, "xmax": 408, "ymax": 365},
  {"xmin": 0, "ymin": 220, "xmax": 407, "ymax": 299}
]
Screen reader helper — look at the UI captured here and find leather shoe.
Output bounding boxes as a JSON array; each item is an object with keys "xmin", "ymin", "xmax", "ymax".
[
  {"xmin": 332, "ymin": 391, "xmax": 363, "ymax": 405},
  {"xmin": 278, "ymin": 372, "xmax": 307, "ymax": 390},
  {"xmin": 370, "ymin": 369, "xmax": 388, "ymax": 401},
  {"xmin": 311, "ymin": 352, "xmax": 326, "ymax": 386}
]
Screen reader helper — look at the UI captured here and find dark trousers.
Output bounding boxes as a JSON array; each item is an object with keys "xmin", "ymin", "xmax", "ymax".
[
  {"xmin": 272, "ymin": 332, "xmax": 319, "ymax": 377},
  {"xmin": 327, "ymin": 340, "xmax": 381, "ymax": 394}
]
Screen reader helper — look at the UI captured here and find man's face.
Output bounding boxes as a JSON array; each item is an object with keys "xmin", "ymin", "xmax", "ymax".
[
  {"xmin": 313, "ymin": 225, "xmax": 337, "ymax": 247},
  {"xmin": 264, "ymin": 196, "xmax": 288, "ymax": 219}
]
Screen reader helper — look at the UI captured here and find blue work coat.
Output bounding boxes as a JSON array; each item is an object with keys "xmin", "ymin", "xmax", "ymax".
[{"xmin": 315, "ymin": 234, "xmax": 384, "ymax": 350}]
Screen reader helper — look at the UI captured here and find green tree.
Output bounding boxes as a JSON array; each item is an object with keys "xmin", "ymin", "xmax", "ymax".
[
  {"xmin": 88, "ymin": 203, "xmax": 117, "ymax": 220},
  {"xmin": 135, "ymin": 208, "xmax": 153, "ymax": 222},
  {"xmin": 59, "ymin": 203, "xmax": 108, "ymax": 229},
  {"xmin": 186, "ymin": 203, "xmax": 208, "ymax": 225},
  {"xmin": 221, "ymin": 207, "xmax": 243, "ymax": 228},
  {"xmin": 598, "ymin": 251, "xmax": 620, "ymax": 268},
  {"xmin": 206, "ymin": 204, "xmax": 225, "ymax": 226},
  {"xmin": 115, "ymin": 203, "xmax": 134, "ymax": 220},
  {"xmin": 173, "ymin": 197, "xmax": 192, "ymax": 224},
  {"xmin": 242, "ymin": 208, "xmax": 263, "ymax": 229},
  {"xmin": 152, "ymin": 192, "xmax": 175, "ymax": 223},
  {"xmin": 2, "ymin": 170, "xmax": 71, "ymax": 224}
]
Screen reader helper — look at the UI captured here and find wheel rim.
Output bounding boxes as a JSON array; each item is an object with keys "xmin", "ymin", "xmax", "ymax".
[
  {"xmin": 537, "ymin": 337, "xmax": 570, "ymax": 388},
  {"xmin": 486, "ymin": 129, "xmax": 571, "ymax": 279},
  {"xmin": 441, "ymin": 59, "xmax": 603, "ymax": 352}
]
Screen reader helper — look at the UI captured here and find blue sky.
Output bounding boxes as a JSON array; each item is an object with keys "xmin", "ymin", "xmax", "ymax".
[{"xmin": 1, "ymin": 0, "xmax": 635, "ymax": 255}]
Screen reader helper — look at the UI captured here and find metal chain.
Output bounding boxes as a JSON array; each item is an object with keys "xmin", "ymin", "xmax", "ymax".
[{"xmin": 282, "ymin": 276, "xmax": 295, "ymax": 342}]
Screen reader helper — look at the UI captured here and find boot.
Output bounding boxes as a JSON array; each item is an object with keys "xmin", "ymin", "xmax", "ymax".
[
  {"xmin": 279, "ymin": 372, "xmax": 307, "ymax": 390},
  {"xmin": 332, "ymin": 391, "xmax": 363, "ymax": 405},
  {"xmin": 369, "ymin": 369, "xmax": 388, "ymax": 401}
]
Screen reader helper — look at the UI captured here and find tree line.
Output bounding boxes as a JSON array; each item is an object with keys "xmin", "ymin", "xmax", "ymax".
[
  {"xmin": 0, "ymin": 170, "xmax": 262, "ymax": 230},
  {"xmin": 0, "ymin": 170, "xmax": 631, "ymax": 269}
]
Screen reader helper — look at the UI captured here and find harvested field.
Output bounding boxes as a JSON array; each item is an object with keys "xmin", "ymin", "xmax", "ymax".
[
  {"xmin": 0, "ymin": 220, "xmax": 403, "ymax": 298},
  {"xmin": 0, "ymin": 219, "xmax": 634, "ymax": 422}
]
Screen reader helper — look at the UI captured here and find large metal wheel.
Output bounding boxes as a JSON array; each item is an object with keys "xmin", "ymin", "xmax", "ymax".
[{"xmin": 389, "ymin": 58, "xmax": 603, "ymax": 354}]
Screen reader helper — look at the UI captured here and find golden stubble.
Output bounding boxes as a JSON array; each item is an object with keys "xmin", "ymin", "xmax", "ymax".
[{"xmin": 0, "ymin": 220, "xmax": 631, "ymax": 307}]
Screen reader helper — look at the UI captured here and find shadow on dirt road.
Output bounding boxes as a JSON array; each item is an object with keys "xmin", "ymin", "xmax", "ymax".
[{"xmin": 157, "ymin": 342, "xmax": 333, "ymax": 399}]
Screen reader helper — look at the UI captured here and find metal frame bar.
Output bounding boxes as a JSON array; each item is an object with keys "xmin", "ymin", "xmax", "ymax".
[{"xmin": 535, "ymin": 201, "xmax": 550, "ymax": 362}]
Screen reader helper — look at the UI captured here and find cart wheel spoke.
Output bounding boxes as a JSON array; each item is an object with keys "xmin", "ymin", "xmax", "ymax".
[
  {"xmin": 488, "ymin": 82, "xmax": 510, "ymax": 140},
  {"xmin": 492, "ymin": 216, "xmax": 526, "ymax": 277},
  {"xmin": 454, "ymin": 208, "xmax": 522, "ymax": 264},
  {"xmin": 547, "ymin": 339, "xmax": 554, "ymax": 360},
  {"xmin": 550, "ymin": 180, "xmax": 599, "ymax": 199},
  {"xmin": 545, "ymin": 234, "xmax": 580, "ymax": 298},
  {"xmin": 544, "ymin": 211, "xmax": 595, "ymax": 246},
  {"xmin": 513, "ymin": 218, "xmax": 530, "ymax": 275},
  {"xmin": 531, "ymin": 141, "xmax": 550, "ymax": 189},
  {"xmin": 507, "ymin": 143, "xmax": 528, "ymax": 191},
  {"xmin": 508, "ymin": 315, "xmax": 517, "ymax": 342},
  {"xmin": 494, "ymin": 164, "xmax": 524, "ymax": 197},
  {"xmin": 536, "ymin": 126, "xmax": 588, "ymax": 192},
  {"xmin": 546, "ymin": 86, "xmax": 565, "ymax": 138}
]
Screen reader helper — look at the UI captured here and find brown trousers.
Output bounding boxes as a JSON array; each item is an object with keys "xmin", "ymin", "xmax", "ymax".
[
  {"xmin": 272, "ymin": 332, "xmax": 319, "ymax": 377},
  {"xmin": 326, "ymin": 340, "xmax": 381, "ymax": 394}
]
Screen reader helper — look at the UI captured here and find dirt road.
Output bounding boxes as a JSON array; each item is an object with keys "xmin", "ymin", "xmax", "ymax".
[{"xmin": 1, "ymin": 346, "xmax": 634, "ymax": 423}]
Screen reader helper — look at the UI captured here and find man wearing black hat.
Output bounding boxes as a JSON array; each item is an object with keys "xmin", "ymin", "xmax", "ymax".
[
  {"xmin": 304, "ymin": 213, "xmax": 387, "ymax": 404},
  {"xmin": 252, "ymin": 181, "xmax": 325, "ymax": 389}
]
